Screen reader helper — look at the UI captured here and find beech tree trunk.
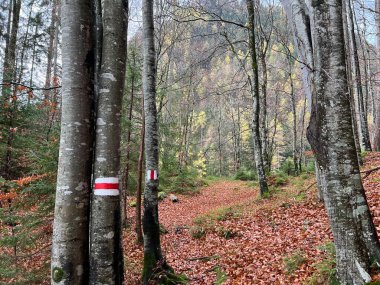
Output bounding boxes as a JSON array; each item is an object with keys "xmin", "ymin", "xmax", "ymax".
[
  {"xmin": 51, "ymin": 0, "xmax": 94, "ymax": 283},
  {"xmin": 246, "ymin": 0, "xmax": 269, "ymax": 196},
  {"xmin": 342, "ymin": 1, "xmax": 363, "ymax": 165},
  {"xmin": 374, "ymin": 0, "xmax": 380, "ymax": 150},
  {"xmin": 89, "ymin": 0, "xmax": 128, "ymax": 283},
  {"xmin": 308, "ymin": 1, "xmax": 380, "ymax": 283},
  {"xmin": 282, "ymin": 1, "xmax": 380, "ymax": 283},
  {"xmin": 280, "ymin": 0, "xmax": 327, "ymax": 200},
  {"xmin": 142, "ymin": 0, "xmax": 166, "ymax": 283},
  {"xmin": 136, "ymin": 98, "xmax": 145, "ymax": 244},
  {"xmin": 346, "ymin": 0, "xmax": 372, "ymax": 151}
]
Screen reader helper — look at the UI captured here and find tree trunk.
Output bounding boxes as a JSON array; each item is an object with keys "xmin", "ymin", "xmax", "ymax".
[
  {"xmin": 89, "ymin": 0, "xmax": 128, "ymax": 283},
  {"xmin": 44, "ymin": 0, "xmax": 58, "ymax": 102},
  {"xmin": 374, "ymin": 0, "xmax": 380, "ymax": 150},
  {"xmin": 51, "ymin": 0, "xmax": 94, "ymax": 283},
  {"xmin": 280, "ymin": 0, "xmax": 327, "ymax": 199},
  {"xmin": 1, "ymin": 0, "xmax": 21, "ymax": 98},
  {"xmin": 288, "ymin": 59, "xmax": 299, "ymax": 176},
  {"xmin": 136, "ymin": 97, "xmax": 145, "ymax": 244},
  {"xmin": 123, "ymin": 64, "xmax": 135, "ymax": 228},
  {"xmin": 308, "ymin": 1, "xmax": 380, "ymax": 283},
  {"xmin": 142, "ymin": 0, "xmax": 167, "ymax": 283},
  {"xmin": 342, "ymin": 0, "xmax": 363, "ymax": 165},
  {"xmin": 246, "ymin": 0, "xmax": 269, "ymax": 196},
  {"xmin": 346, "ymin": 0, "xmax": 372, "ymax": 151}
]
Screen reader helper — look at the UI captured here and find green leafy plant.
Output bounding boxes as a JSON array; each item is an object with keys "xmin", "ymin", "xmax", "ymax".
[
  {"xmin": 283, "ymin": 250, "xmax": 307, "ymax": 275},
  {"xmin": 234, "ymin": 168, "xmax": 257, "ymax": 181},
  {"xmin": 308, "ymin": 242, "xmax": 337, "ymax": 285},
  {"xmin": 189, "ymin": 226, "xmax": 206, "ymax": 239}
]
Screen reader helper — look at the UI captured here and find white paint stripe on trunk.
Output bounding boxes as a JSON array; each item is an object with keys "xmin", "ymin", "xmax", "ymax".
[
  {"xmin": 95, "ymin": 177, "xmax": 119, "ymax": 183},
  {"xmin": 146, "ymin": 170, "xmax": 158, "ymax": 181},
  {"xmin": 93, "ymin": 189, "xmax": 120, "ymax": 196}
]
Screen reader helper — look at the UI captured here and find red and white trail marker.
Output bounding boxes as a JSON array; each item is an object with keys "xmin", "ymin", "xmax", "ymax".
[
  {"xmin": 94, "ymin": 177, "xmax": 119, "ymax": 196},
  {"xmin": 146, "ymin": 169, "xmax": 158, "ymax": 182}
]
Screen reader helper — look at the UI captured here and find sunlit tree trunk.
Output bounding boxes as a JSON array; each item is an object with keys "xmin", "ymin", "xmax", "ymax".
[
  {"xmin": 89, "ymin": 0, "xmax": 128, "ymax": 283},
  {"xmin": 51, "ymin": 0, "xmax": 94, "ymax": 283}
]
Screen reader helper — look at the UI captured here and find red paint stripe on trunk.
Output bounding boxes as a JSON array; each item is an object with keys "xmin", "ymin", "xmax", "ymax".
[
  {"xmin": 94, "ymin": 183, "xmax": 119, "ymax": 189},
  {"xmin": 150, "ymin": 170, "xmax": 154, "ymax": 180}
]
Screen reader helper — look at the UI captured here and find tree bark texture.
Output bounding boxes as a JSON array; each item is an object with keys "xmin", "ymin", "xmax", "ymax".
[
  {"xmin": 280, "ymin": 0, "xmax": 327, "ymax": 200},
  {"xmin": 246, "ymin": 0, "xmax": 269, "ymax": 196},
  {"xmin": 308, "ymin": 1, "xmax": 380, "ymax": 283},
  {"xmin": 51, "ymin": 0, "xmax": 94, "ymax": 283},
  {"xmin": 374, "ymin": 0, "xmax": 380, "ymax": 150},
  {"xmin": 142, "ymin": 0, "xmax": 166, "ymax": 283},
  {"xmin": 136, "ymin": 98, "xmax": 145, "ymax": 245},
  {"xmin": 342, "ymin": 1, "xmax": 363, "ymax": 165},
  {"xmin": 346, "ymin": 0, "xmax": 372, "ymax": 151},
  {"xmin": 89, "ymin": 0, "xmax": 128, "ymax": 284}
]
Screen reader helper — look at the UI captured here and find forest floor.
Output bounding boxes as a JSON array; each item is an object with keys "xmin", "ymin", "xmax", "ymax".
[
  {"xmin": 2, "ymin": 154, "xmax": 380, "ymax": 284},
  {"xmin": 124, "ymin": 153, "xmax": 380, "ymax": 285}
]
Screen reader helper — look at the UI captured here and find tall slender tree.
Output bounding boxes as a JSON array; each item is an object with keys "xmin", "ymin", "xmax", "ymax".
[
  {"xmin": 89, "ymin": 0, "xmax": 128, "ymax": 283},
  {"xmin": 245, "ymin": 0, "xmax": 269, "ymax": 196},
  {"xmin": 51, "ymin": 0, "xmax": 94, "ymax": 283},
  {"xmin": 374, "ymin": 0, "xmax": 380, "ymax": 150},
  {"xmin": 346, "ymin": 0, "xmax": 372, "ymax": 151},
  {"xmin": 142, "ymin": 0, "xmax": 166, "ymax": 282}
]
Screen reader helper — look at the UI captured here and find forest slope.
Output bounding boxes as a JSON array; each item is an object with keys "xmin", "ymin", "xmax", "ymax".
[{"xmin": 124, "ymin": 153, "xmax": 380, "ymax": 285}]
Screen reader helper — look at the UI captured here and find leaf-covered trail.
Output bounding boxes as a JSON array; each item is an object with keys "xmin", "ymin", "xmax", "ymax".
[{"xmin": 124, "ymin": 177, "xmax": 334, "ymax": 284}]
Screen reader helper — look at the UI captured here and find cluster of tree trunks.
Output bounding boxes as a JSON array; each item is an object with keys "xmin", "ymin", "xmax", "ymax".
[
  {"xmin": 281, "ymin": 0, "xmax": 380, "ymax": 283},
  {"xmin": 51, "ymin": 0, "xmax": 128, "ymax": 283}
]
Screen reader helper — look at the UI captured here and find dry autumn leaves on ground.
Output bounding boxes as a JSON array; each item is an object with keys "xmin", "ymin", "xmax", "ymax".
[{"xmin": 1, "ymin": 0, "xmax": 380, "ymax": 284}]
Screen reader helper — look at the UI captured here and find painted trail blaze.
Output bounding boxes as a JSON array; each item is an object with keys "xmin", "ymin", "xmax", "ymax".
[
  {"xmin": 146, "ymin": 169, "xmax": 158, "ymax": 181},
  {"xmin": 94, "ymin": 177, "xmax": 119, "ymax": 196}
]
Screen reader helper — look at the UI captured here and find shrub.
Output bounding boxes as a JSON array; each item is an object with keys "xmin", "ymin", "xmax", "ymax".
[
  {"xmin": 160, "ymin": 168, "xmax": 207, "ymax": 195},
  {"xmin": 234, "ymin": 168, "xmax": 257, "ymax": 181},
  {"xmin": 280, "ymin": 157, "xmax": 295, "ymax": 176},
  {"xmin": 190, "ymin": 226, "xmax": 206, "ymax": 239},
  {"xmin": 217, "ymin": 227, "xmax": 237, "ymax": 239},
  {"xmin": 158, "ymin": 191, "xmax": 167, "ymax": 200}
]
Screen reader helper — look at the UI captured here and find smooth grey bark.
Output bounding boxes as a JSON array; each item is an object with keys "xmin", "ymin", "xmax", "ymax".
[
  {"xmin": 142, "ymin": 0, "xmax": 166, "ymax": 283},
  {"xmin": 51, "ymin": 0, "xmax": 94, "ymax": 283},
  {"xmin": 374, "ymin": 0, "xmax": 380, "ymax": 150},
  {"xmin": 245, "ymin": 0, "xmax": 269, "ymax": 196},
  {"xmin": 280, "ymin": 0, "xmax": 326, "ymax": 199},
  {"xmin": 342, "ymin": 1, "xmax": 363, "ymax": 165},
  {"xmin": 346, "ymin": 0, "xmax": 372, "ymax": 151},
  {"xmin": 136, "ymin": 98, "xmax": 145, "ymax": 245},
  {"xmin": 279, "ymin": 0, "xmax": 313, "ymax": 106},
  {"xmin": 308, "ymin": 1, "xmax": 380, "ymax": 283},
  {"xmin": 89, "ymin": 0, "xmax": 128, "ymax": 284}
]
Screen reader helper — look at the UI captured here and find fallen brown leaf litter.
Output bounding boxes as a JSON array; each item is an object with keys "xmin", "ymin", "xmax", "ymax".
[
  {"xmin": 124, "ymin": 154, "xmax": 380, "ymax": 284},
  {"xmin": 1, "ymin": 154, "xmax": 380, "ymax": 284}
]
